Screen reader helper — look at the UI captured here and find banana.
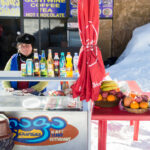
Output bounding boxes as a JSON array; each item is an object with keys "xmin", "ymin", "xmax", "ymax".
[
  {"xmin": 101, "ymin": 80, "xmax": 119, "ymax": 91},
  {"xmin": 101, "ymin": 80, "xmax": 115, "ymax": 84},
  {"xmin": 101, "ymin": 80, "xmax": 118, "ymax": 88},
  {"xmin": 101, "ymin": 80, "xmax": 116, "ymax": 85},
  {"xmin": 101, "ymin": 86, "xmax": 118, "ymax": 92},
  {"xmin": 101, "ymin": 83, "xmax": 118, "ymax": 89}
]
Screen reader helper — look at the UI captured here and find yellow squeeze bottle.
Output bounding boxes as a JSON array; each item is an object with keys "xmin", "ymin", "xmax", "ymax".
[{"xmin": 66, "ymin": 52, "xmax": 73, "ymax": 77}]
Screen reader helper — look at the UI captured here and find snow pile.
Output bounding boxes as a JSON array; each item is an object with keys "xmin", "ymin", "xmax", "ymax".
[{"xmin": 107, "ymin": 23, "xmax": 150, "ymax": 92}]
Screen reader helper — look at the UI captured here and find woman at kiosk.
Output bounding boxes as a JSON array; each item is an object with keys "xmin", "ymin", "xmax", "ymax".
[{"xmin": 2, "ymin": 33, "xmax": 48, "ymax": 93}]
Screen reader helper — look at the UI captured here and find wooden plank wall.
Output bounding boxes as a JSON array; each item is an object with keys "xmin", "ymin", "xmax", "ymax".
[
  {"xmin": 99, "ymin": 0, "xmax": 150, "ymax": 61},
  {"xmin": 98, "ymin": 19, "xmax": 112, "ymax": 61}
]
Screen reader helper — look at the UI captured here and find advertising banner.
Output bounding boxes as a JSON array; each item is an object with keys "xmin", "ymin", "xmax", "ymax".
[
  {"xmin": 70, "ymin": 0, "xmax": 77, "ymax": 17},
  {"xmin": 9, "ymin": 116, "xmax": 79, "ymax": 146},
  {"xmin": 23, "ymin": 0, "xmax": 66, "ymax": 17},
  {"xmin": 99, "ymin": 0, "xmax": 113, "ymax": 18},
  {"xmin": 70, "ymin": 0, "xmax": 113, "ymax": 18},
  {"xmin": 0, "ymin": 0, "xmax": 20, "ymax": 16}
]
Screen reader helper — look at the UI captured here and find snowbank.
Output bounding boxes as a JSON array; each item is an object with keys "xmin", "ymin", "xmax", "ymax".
[{"xmin": 107, "ymin": 23, "xmax": 150, "ymax": 92}]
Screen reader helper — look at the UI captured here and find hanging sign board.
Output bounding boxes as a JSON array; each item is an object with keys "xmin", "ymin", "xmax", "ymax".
[
  {"xmin": 0, "ymin": 0, "xmax": 20, "ymax": 16},
  {"xmin": 70, "ymin": 0, "xmax": 113, "ymax": 18},
  {"xmin": 70, "ymin": 0, "xmax": 77, "ymax": 17},
  {"xmin": 23, "ymin": 0, "xmax": 66, "ymax": 17},
  {"xmin": 99, "ymin": 0, "xmax": 113, "ymax": 18}
]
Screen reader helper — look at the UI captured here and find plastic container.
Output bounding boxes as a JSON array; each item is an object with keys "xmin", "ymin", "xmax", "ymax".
[
  {"xmin": 73, "ymin": 53, "xmax": 79, "ymax": 77},
  {"xmin": 60, "ymin": 52, "xmax": 66, "ymax": 77},
  {"xmin": 66, "ymin": 52, "xmax": 73, "ymax": 77},
  {"xmin": 54, "ymin": 53, "xmax": 60, "ymax": 77}
]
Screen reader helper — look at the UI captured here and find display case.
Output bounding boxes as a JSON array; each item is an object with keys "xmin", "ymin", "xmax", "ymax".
[{"xmin": 0, "ymin": 71, "xmax": 91, "ymax": 150}]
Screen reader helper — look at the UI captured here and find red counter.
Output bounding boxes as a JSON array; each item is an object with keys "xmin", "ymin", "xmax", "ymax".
[{"xmin": 92, "ymin": 81, "xmax": 150, "ymax": 150}]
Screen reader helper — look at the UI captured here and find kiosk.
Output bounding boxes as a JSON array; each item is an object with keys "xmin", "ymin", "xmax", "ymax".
[{"xmin": 0, "ymin": 71, "xmax": 91, "ymax": 150}]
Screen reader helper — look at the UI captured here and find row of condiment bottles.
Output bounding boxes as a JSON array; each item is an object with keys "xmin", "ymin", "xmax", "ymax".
[{"xmin": 21, "ymin": 49, "xmax": 79, "ymax": 77}]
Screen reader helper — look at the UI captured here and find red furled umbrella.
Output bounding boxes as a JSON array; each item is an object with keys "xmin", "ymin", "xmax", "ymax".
[{"xmin": 71, "ymin": 0, "xmax": 106, "ymax": 101}]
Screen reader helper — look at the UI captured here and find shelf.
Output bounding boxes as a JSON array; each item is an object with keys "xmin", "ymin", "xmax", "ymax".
[
  {"xmin": 0, "ymin": 71, "xmax": 90, "ymax": 112},
  {"xmin": 0, "ymin": 71, "xmax": 78, "ymax": 81},
  {"xmin": 0, "ymin": 96, "xmax": 82, "ymax": 112}
]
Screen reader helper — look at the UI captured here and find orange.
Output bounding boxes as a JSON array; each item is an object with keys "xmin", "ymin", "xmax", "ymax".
[
  {"xmin": 97, "ymin": 94, "xmax": 103, "ymax": 101},
  {"xmin": 130, "ymin": 91, "xmax": 137, "ymax": 98},
  {"xmin": 139, "ymin": 102, "xmax": 148, "ymax": 109},
  {"xmin": 107, "ymin": 95, "xmax": 116, "ymax": 102},
  {"xmin": 130, "ymin": 101, "xmax": 139, "ymax": 109},
  {"xmin": 116, "ymin": 88, "xmax": 120, "ymax": 92}
]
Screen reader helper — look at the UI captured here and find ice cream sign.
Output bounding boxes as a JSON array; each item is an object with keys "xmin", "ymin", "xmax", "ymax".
[{"xmin": 9, "ymin": 116, "xmax": 79, "ymax": 146}]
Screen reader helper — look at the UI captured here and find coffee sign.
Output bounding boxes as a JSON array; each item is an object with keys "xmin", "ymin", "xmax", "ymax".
[{"xmin": 23, "ymin": 0, "xmax": 66, "ymax": 17}]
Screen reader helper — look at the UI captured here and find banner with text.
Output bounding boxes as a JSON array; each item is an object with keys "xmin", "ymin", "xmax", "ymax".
[
  {"xmin": 23, "ymin": 0, "xmax": 66, "ymax": 18},
  {"xmin": 70, "ymin": 0, "xmax": 77, "ymax": 17},
  {"xmin": 0, "ymin": 0, "xmax": 20, "ymax": 16},
  {"xmin": 70, "ymin": 0, "xmax": 113, "ymax": 18},
  {"xmin": 99, "ymin": 0, "xmax": 113, "ymax": 18}
]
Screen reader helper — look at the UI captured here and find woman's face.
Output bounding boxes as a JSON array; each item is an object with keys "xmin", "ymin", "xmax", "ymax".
[{"xmin": 18, "ymin": 43, "xmax": 32, "ymax": 56}]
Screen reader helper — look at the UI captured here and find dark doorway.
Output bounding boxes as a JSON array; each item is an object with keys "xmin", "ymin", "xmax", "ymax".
[{"xmin": 0, "ymin": 19, "xmax": 20, "ymax": 70}]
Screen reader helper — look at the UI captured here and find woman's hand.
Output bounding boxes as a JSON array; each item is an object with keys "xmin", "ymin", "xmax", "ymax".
[
  {"xmin": 5, "ymin": 88, "xmax": 14, "ymax": 92},
  {"xmin": 22, "ymin": 88, "xmax": 36, "ymax": 93}
]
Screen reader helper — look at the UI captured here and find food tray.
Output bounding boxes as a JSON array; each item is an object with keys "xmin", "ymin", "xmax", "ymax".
[
  {"xmin": 124, "ymin": 106, "xmax": 149, "ymax": 114},
  {"xmin": 94, "ymin": 99, "xmax": 120, "ymax": 108}
]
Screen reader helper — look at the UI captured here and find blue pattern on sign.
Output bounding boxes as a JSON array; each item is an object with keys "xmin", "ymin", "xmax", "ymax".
[{"xmin": 9, "ymin": 116, "xmax": 67, "ymax": 144}]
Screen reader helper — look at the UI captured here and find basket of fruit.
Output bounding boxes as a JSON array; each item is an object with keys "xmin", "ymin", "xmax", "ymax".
[
  {"xmin": 123, "ymin": 93, "xmax": 149, "ymax": 114},
  {"xmin": 95, "ymin": 80, "xmax": 125, "ymax": 108}
]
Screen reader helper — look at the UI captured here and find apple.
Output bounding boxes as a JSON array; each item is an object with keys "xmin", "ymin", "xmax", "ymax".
[{"xmin": 101, "ymin": 92, "xmax": 108, "ymax": 98}]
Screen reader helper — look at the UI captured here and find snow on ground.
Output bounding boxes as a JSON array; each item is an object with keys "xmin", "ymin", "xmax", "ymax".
[
  {"xmin": 91, "ymin": 121, "xmax": 150, "ymax": 150},
  {"xmin": 91, "ymin": 23, "xmax": 150, "ymax": 150}
]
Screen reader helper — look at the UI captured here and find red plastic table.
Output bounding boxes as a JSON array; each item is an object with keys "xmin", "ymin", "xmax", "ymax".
[
  {"xmin": 92, "ymin": 81, "xmax": 150, "ymax": 150},
  {"xmin": 92, "ymin": 105, "xmax": 150, "ymax": 150}
]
